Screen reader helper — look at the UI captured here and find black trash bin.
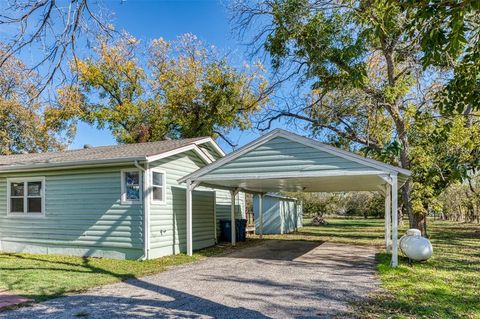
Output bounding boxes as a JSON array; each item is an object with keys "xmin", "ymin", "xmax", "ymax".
[
  {"xmin": 236, "ymin": 219, "xmax": 247, "ymax": 242},
  {"xmin": 220, "ymin": 219, "xmax": 247, "ymax": 242},
  {"xmin": 219, "ymin": 219, "xmax": 232, "ymax": 242}
]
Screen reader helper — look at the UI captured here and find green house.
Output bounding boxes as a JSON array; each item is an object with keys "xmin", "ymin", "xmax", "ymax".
[{"xmin": 0, "ymin": 137, "xmax": 244, "ymax": 260}]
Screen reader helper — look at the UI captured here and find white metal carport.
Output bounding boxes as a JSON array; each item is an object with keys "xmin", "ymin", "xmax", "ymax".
[{"xmin": 179, "ymin": 129, "xmax": 410, "ymax": 267}]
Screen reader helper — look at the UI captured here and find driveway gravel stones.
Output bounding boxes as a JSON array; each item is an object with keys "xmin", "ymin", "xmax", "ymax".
[{"xmin": 0, "ymin": 240, "xmax": 378, "ymax": 319}]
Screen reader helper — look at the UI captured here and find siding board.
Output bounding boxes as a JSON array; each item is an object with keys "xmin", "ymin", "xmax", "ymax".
[{"xmin": 0, "ymin": 165, "xmax": 144, "ymax": 259}]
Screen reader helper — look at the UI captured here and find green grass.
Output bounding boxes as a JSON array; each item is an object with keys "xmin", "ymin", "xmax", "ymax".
[
  {"xmin": 0, "ymin": 240, "xmax": 259, "ymax": 302},
  {"xmin": 288, "ymin": 217, "xmax": 480, "ymax": 319},
  {"xmin": 1, "ymin": 218, "xmax": 478, "ymax": 318}
]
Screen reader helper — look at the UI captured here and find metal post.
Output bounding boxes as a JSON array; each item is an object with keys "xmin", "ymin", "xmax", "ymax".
[
  {"xmin": 186, "ymin": 180, "xmax": 194, "ymax": 256},
  {"xmin": 259, "ymin": 193, "xmax": 264, "ymax": 239},
  {"xmin": 230, "ymin": 190, "xmax": 236, "ymax": 246},
  {"xmin": 391, "ymin": 174, "xmax": 398, "ymax": 267},
  {"xmin": 213, "ymin": 191, "xmax": 217, "ymax": 243},
  {"xmin": 385, "ymin": 183, "xmax": 391, "ymax": 254}
]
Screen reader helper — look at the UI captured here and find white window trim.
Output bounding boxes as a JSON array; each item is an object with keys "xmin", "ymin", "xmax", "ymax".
[
  {"xmin": 6, "ymin": 177, "xmax": 46, "ymax": 217},
  {"xmin": 121, "ymin": 169, "xmax": 143, "ymax": 205},
  {"xmin": 150, "ymin": 168, "xmax": 166, "ymax": 205}
]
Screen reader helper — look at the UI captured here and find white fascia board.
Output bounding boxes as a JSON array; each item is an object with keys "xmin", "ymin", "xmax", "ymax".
[
  {"xmin": 193, "ymin": 137, "xmax": 226, "ymax": 157},
  {"xmin": 196, "ymin": 170, "xmax": 388, "ymax": 181},
  {"xmin": 0, "ymin": 158, "xmax": 145, "ymax": 173},
  {"xmin": 146, "ymin": 144, "xmax": 213, "ymax": 165}
]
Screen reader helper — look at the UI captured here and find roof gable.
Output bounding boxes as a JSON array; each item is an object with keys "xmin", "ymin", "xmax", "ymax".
[
  {"xmin": 179, "ymin": 129, "xmax": 410, "ymax": 183},
  {"xmin": 205, "ymin": 136, "xmax": 375, "ymax": 178}
]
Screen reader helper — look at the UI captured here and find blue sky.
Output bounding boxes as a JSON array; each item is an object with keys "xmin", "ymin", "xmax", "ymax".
[{"xmin": 70, "ymin": 0, "xmax": 286, "ymax": 152}]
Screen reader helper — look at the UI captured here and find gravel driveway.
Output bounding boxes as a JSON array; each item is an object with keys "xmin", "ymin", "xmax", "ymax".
[{"xmin": 1, "ymin": 240, "xmax": 378, "ymax": 319}]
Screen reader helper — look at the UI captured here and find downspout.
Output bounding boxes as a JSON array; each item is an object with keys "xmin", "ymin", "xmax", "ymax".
[{"xmin": 134, "ymin": 160, "xmax": 150, "ymax": 260}]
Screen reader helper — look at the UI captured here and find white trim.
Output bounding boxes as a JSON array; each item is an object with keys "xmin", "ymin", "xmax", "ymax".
[
  {"xmin": 7, "ymin": 176, "xmax": 46, "ymax": 217},
  {"xmin": 120, "ymin": 169, "xmax": 143, "ymax": 205},
  {"xmin": 197, "ymin": 146, "xmax": 216, "ymax": 162},
  {"xmin": 146, "ymin": 144, "xmax": 212, "ymax": 165},
  {"xmin": 385, "ymin": 183, "xmax": 391, "ymax": 254},
  {"xmin": 391, "ymin": 173, "xmax": 399, "ymax": 267},
  {"xmin": 179, "ymin": 129, "xmax": 411, "ymax": 184},
  {"xmin": 143, "ymin": 163, "xmax": 151, "ymax": 260},
  {"xmin": 195, "ymin": 170, "xmax": 389, "ymax": 181},
  {"xmin": 186, "ymin": 179, "xmax": 197, "ymax": 256},
  {"xmin": 0, "ymin": 159, "xmax": 144, "ymax": 173},
  {"xmin": 193, "ymin": 137, "xmax": 226, "ymax": 157},
  {"xmin": 150, "ymin": 168, "xmax": 167, "ymax": 205},
  {"xmin": 0, "ymin": 138, "xmax": 222, "ymax": 173}
]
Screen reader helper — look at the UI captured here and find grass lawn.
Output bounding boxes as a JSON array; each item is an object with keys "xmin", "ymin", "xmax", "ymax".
[
  {"xmin": 287, "ymin": 217, "xmax": 480, "ymax": 319},
  {"xmin": 0, "ymin": 240, "xmax": 258, "ymax": 302}
]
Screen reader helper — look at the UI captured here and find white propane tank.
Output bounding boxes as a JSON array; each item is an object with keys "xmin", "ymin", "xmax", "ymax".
[{"xmin": 399, "ymin": 228, "xmax": 433, "ymax": 261}]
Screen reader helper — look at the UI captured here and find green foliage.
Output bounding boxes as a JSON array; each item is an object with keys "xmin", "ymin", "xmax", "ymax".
[
  {"xmin": 48, "ymin": 34, "xmax": 269, "ymax": 144},
  {"xmin": 409, "ymin": 111, "xmax": 480, "ymax": 214},
  {"xmin": 399, "ymin": 0, "xmax": 480, "ymax": 113},
  {"xmin": 236, "ymin": 0, "xmax": 480, "ymax": 230},
  {"xmin": 294, "ymin": 192, "xmax": 384, "ymax": 218},
  {"xmin": 0, "ymin": 50, "xmax": 66, "ymax": 154},
  {"xmin": 439, "ymin": 175, "xmax": 480, "ymax": 223}
]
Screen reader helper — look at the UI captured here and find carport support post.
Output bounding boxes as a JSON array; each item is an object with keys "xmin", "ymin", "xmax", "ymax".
[
  {"xmin": 230, "ymin": 189, "xmax": 239, "ymax": 246},
  {"xmin": 391, "ymin": 174, "xmax": 398, "ymax": 267},
  {"xmin": 186, "ymin": 179, "xmax": 199, "ymax": 256},
  {"xmin": 259, "ymin": 193, "xmax": 264, "ymax": 239},
  {"xmin": 384, "ymin": 183, "xmax": 391, "ymax": 254}
]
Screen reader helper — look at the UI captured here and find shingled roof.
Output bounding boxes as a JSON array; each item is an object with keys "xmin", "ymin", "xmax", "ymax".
[{"xmin": 0, "ymin": 137, "xmax": 215, "ymax": 171}]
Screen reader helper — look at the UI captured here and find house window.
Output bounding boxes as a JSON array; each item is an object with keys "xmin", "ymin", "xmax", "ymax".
[
  {"xmin": 121, "ymin": 170, "xmax": 142, "ymax": 204},
  {"xmin": 7, "ymin": 178, "xmax": 45, "ymax": 215},
  {"xmin": 151, "ymin": 170, "xmax": 166, "ymax": 204}
]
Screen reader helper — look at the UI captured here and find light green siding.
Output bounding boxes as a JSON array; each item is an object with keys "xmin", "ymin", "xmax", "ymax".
[
  {"xmin": 148, "ymin": 151, "xmax": 244, "ymax": 259},
  {"xmin": 0, "ymin": 145, "xmax": 244, "ymax": 260},
  {"xmin": 253, "ymin": 195, "xmax": 302, "ymax": 234},
  {"xmin": 208, "ymin": 137, "xmax": 374, "ymax": 178},
  {"xmin": 0, "ymin": 166, "xmax": 144, "ymax": 259}
]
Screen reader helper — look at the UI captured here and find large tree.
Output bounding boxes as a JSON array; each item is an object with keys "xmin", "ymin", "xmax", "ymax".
[
  {"xmin": 0, "ymin": 0, "xmax": 113, "ymax": 96},
  {"xmin": 0, "ymin": 51, "xmax": 66, "ymax": 154},
  {"xmin": 48, "ymin": 34, "xmax": 269, "ymax": 146},
  {"xmin": 233, "ymin": 0, "xmax": 480, "ymax": 231}
]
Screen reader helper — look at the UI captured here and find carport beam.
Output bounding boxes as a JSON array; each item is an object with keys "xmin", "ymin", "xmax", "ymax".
[
  {"xmin": 385, "ymin": 183, "xmax": 391, "ymax": 254},
  {"xmin": 391, "ymin": 174, "xmax": 398, "ymax": 267}
]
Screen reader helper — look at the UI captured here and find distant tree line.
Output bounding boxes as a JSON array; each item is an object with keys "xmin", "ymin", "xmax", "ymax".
[
  {"xmin": 294, "ymin": 192, "xmax": 384, "ymax": 219},
  {"xmin": 438, "ymin": 176, "xmax": 480, "ymax": 223}
]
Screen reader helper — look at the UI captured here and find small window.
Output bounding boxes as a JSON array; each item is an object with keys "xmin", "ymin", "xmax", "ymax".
[
  {"xmin": 7, "ymin": 178, "xmax": 45, "ymax": 216},
  {"xmin": 121, "ymin": 170, "xmax": 142, "ymax": 204},
  {"xmin": 151, "ymin": 170, "xmax": 166, "ymax": 204}
]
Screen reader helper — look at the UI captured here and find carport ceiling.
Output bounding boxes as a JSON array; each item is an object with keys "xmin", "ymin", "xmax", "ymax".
[
  {"xmin": 180, "ymin": 129, "xmax": 410, "ymax": 194},
  {"xmin": 200, "ymin": 174, "xmax": 390, "ymax": 193}
]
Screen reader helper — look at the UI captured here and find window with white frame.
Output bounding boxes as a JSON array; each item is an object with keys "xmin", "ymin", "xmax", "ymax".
[
  {"xmin": 151, "ymin": 170, "xmax": 166, "ymax": 204},
  {"xmin": 7, "ymin": 178, "xmax": 45, "ymax": 215},
  {"xmin": 121, "ymin": 170, "xmax": 142, "ymax": 204}
]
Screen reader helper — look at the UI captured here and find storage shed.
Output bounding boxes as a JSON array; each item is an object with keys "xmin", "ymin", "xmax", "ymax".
[{"xmin": 253, "ymin": 194, "xmax": 302, "ymax": 234}]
